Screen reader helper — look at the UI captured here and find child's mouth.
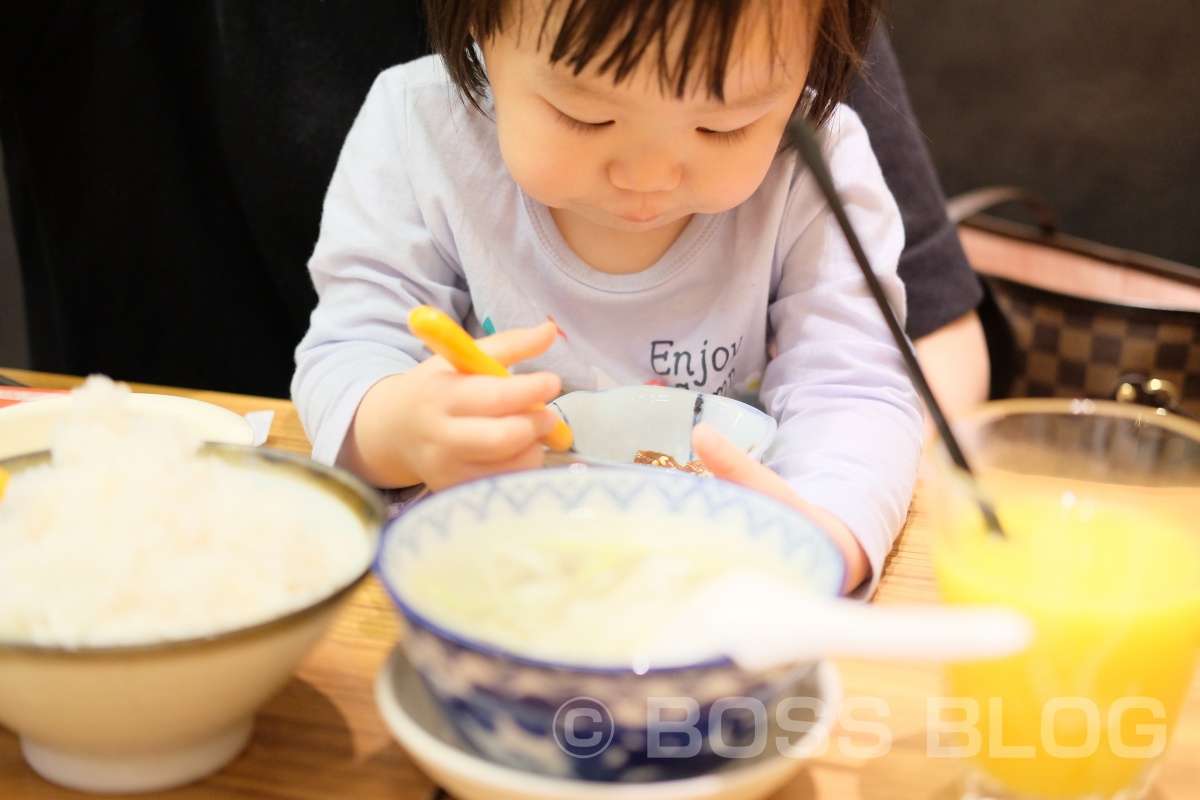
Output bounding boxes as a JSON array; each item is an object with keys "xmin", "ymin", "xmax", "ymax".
[{"xmin": 618, "ymin": 211, "xmax": 663, "ymax": 224}]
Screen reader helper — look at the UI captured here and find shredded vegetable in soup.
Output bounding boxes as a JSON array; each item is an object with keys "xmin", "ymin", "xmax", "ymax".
[{"xmin": 399, "ymin": 514, "xmax": 806, "ymax": 664}]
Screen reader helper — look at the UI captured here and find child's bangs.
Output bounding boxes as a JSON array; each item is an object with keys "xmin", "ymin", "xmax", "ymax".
[{"xmin": 537, "ymin": 0, "xmax": 786, "ymax": 101}]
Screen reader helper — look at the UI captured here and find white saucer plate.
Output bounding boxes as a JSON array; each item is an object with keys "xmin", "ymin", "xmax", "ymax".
[
  {"xmin": 0, "ymin": 393, "xmax": 255, "ymax": 460},
  {"xmin": 375, "ymin": 645, "xmax": 842, "ymax": 800}
]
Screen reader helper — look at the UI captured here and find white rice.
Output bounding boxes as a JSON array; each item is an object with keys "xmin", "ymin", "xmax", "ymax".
[{"xmin": 0, "ymin": 376, "xmax": 370, "ymax": 648}]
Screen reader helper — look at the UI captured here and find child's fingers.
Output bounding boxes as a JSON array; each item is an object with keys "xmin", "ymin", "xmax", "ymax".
[
  {"xmin": 693, "ymin": 422, "xmax": 867, "ymax": 593},
  {"xmin": 440, "ymin": 371, "xmax": 562, "ymax": 416},
  {"xmin": 420, "ymin": 414, "xmax": 556, "ymax": 490},
  {"xmin": 474, "ymin": 321, "xmax": 573, "ymax": 451},
  {"xmin": 475, "ymin": 320, "xmax": 559, "ymax": 370},
  {"xmin": 440, "ymin": 410, "xmax": 559, "ymax": 459},
  {"xmin": 691, "ymin": 422, "xmax": 796, "ymax": 505}
]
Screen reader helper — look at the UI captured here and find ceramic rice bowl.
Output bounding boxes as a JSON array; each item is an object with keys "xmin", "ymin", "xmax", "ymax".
[{"xmin": 0, "ymin": 445, "xmax": 384, "ymax": 793}]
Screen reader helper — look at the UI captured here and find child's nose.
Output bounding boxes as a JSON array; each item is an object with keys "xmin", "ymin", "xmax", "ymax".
[{"xmin": 608, "ymin": 150, "xmax": 682, "ymax": 193}]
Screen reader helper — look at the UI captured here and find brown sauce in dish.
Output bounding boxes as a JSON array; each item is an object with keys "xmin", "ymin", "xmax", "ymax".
[{"xmin": 633, "ymin": 450, "xmax": 713, "ymax": 477}]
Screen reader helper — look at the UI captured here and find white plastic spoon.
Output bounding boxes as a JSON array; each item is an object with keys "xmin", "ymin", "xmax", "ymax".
[{"xmin": 640, "ymin": 570, "xmax": 1034, "ymax": 671}]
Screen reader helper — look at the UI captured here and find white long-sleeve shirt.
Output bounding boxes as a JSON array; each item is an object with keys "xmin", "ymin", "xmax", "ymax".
[{"xmin": 292, "ymin": 55, "xmax": 923, "ymax": 595}]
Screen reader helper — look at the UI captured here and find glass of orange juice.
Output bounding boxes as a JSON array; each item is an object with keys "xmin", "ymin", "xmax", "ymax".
[{"xmin": 930, "ymin": 398, "xmax": 1200, "ymax": 800}]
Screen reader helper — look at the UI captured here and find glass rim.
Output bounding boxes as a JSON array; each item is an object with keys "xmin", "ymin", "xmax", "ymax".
[
  {"xmin": 940, "ymin": 398, "xmax": 1200, "ymax": 442},
  {"xmin": 930, "ymin": 398, "xmax": 1200, "ymax": 503}
]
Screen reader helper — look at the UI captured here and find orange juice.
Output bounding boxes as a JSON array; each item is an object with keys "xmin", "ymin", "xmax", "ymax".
[{"xmin": 936, "ymin": 487, "xmax": 1200, "ymax": 798}]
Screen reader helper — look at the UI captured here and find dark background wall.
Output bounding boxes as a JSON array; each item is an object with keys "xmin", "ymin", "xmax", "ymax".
[
  {"xmin": 886, "ymin": 1, "xmax": 1200, "ymax": 268},
  {"xmin": 1, "ymin": 144, "xmax": 29, "ymax": 369}
]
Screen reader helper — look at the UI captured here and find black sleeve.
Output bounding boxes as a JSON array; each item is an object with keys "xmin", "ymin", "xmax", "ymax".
[
  {"xmin": 0, "ymin": 1, "xmax": 429, "ymax": 398},
  {"xmin": 0, "ymin": 0, "xmax": 75, "ymax": 99},
  {"xmin": 846, "ymin": 26, "xmax": 984, "ymax": 340}
]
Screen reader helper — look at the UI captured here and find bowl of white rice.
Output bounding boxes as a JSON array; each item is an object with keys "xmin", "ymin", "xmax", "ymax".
[
  {"xmin": 0, "ymin": 378, "xmax": 384, "ymax": 793},
  {"xmin": 376, "ymin": 466, "xmax": 844, "ymax": 782}
]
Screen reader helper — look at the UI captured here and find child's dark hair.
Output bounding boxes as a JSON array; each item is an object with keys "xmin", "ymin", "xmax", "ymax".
[{"xmin": 424, "ymin": 0, "xmax": 883, "ymax": 127}]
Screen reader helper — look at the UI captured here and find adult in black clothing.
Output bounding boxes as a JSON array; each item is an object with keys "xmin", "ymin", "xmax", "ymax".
[
  {"xmin": 2, "ymin": 2, "xmax": 428, "ymax": 397},
  {"xmin": 851, "ymin": 27, "xmax": 990, "ymax": 418},
  {"xmin": 0, "ymin": 2, "xmax": 986, "ymax": 407}
]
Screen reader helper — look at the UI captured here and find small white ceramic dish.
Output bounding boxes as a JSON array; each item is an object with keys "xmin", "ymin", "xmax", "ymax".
[
  {"xmin": 549, "ymin": 386, "xmax": 776, "ymax": 468},
  {"xmin": 376, "ymin": 644, "xmax": 841, "ymax": 800},
  {"xmin": 0, "ymin": 394, "xmax": 255, "ymax": 460}
]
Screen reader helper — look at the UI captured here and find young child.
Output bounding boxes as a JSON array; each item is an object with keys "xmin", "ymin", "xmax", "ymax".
[{"xmin": 292, "ymin": 0, "xmax": 923, "ymax": 596}]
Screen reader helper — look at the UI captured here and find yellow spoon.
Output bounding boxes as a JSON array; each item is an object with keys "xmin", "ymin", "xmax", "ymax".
[
  {"xmin": 0, "ymin": 466, "xmax": 9, "ymax": 500},
  {"xmin": 407, "ymin": 305, "xmax": 574, "ymax": 452}
]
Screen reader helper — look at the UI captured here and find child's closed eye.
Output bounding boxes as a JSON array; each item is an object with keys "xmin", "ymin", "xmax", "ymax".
[
  {"xmin": 696, "ymin": 125, "xmax": 751, "ymax": 145},
  {"xmin": 554, "ymin": 110, "xmax": 614, "ymax": 134}
]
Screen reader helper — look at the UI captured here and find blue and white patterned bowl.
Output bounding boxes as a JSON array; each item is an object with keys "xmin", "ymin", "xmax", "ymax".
[
  {"xmin": 376, "ymin": 467, "xmax": 844, "ymax": 782},
  {"xmin": 549, "ymin": 386, "xmax": 776, "ymax": 468}
]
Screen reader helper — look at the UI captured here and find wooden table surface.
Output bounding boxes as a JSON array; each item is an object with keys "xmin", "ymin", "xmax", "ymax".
[{"xmin": 2, "ymin": 369, "xmax": 1197, "ymax": 800}]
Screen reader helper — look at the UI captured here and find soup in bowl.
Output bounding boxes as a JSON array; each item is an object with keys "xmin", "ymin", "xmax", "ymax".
[{"xmin": 376, "ymin": 466, "xmax": 843, "ymax": 782}]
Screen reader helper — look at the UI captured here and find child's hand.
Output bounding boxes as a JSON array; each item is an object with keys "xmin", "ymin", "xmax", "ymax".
[
  {"xmin": 344, "ymin": 321, "xmax": 564, "ymax": 490},
  {"xmin": 690, "ymin": 422, "xmax": 869, "ymax": 594}
]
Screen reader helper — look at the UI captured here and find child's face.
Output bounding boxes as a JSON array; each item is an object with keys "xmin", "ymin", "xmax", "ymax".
[{"xmin": 481, "ymin": 1, "xmax": 812, "ymax": 238}]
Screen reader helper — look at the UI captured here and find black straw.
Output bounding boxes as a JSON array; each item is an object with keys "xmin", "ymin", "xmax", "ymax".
[{"xmin": 785, "ymin": 114, "xmax": 1005, "ymax": 537}]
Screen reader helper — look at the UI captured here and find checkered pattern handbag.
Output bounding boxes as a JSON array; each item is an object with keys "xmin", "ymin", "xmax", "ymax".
[{"xmin": 949, "ymin": 188, "xmax": 1200, "ymax": 419}]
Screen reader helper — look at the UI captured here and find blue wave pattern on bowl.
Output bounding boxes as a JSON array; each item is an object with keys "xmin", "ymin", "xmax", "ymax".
[
  {"xmin": 401, "ymin": 623, "xmax": 813, "ymax": 782},
  {"xmin": 377, "ymin": 468, "xmax": 844, "ymax": 782},
  {"xmin": 549, "ymin": 386, "xmax": 777, "ymax": 467}
]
